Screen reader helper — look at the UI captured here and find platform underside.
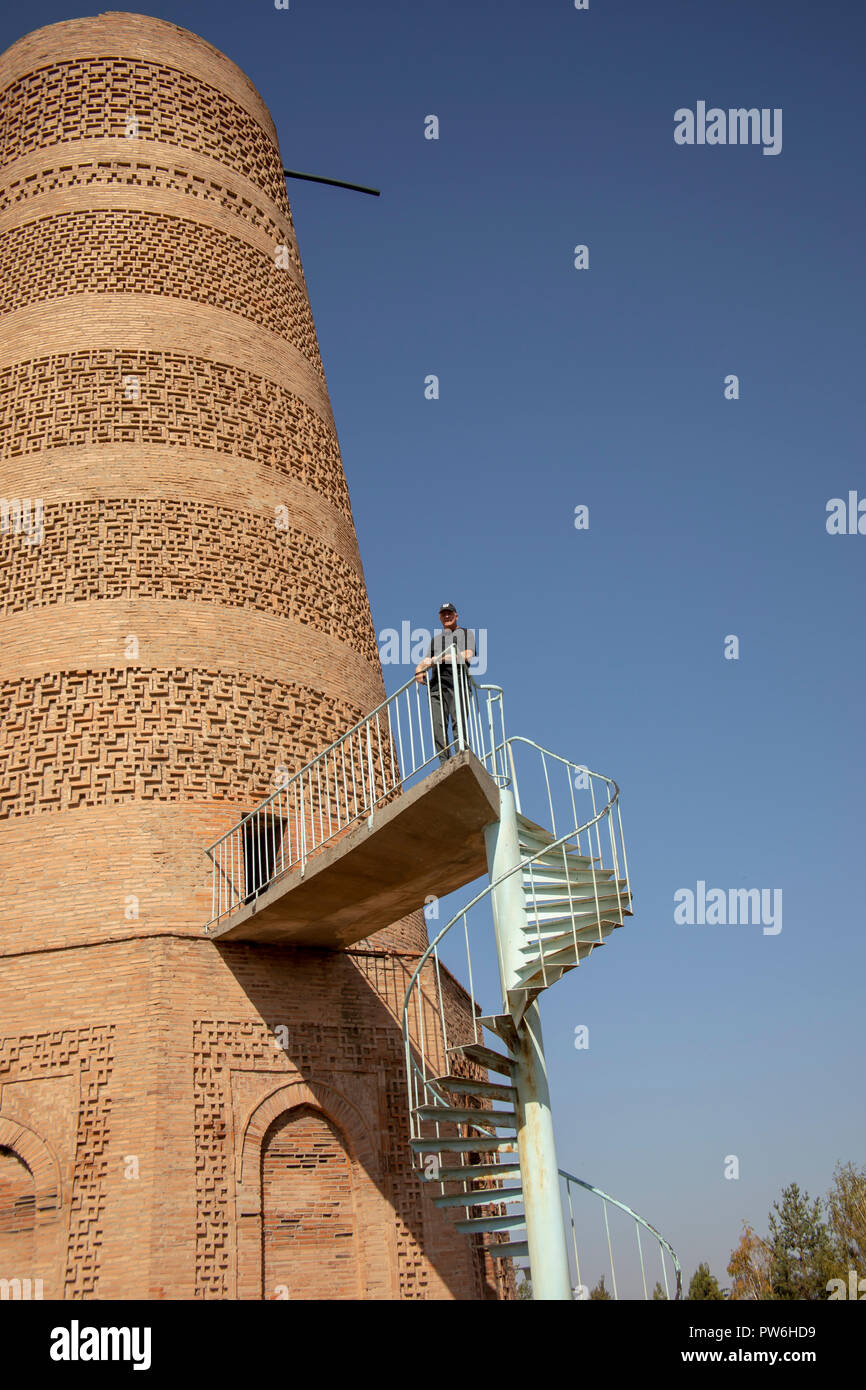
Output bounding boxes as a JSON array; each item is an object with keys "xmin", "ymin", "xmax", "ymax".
[{"xmin": 209, "ymin": 750, "xmax": 501, "ymax": 947}]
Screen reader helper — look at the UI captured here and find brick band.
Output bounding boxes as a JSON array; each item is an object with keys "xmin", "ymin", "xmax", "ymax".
[
  {"xmin": 0, "ymin": 667, "xmax": 366, "ymax": 818},
  {"xmin": 0, "ymin": 210, "xmax": 322, "ymax": 369},
  {"xmin": 0, "ymin": 497, "xmax": 377, "ymax": 662},
  {"xmin": 0, "ymin": 56, "xmax": 287, "ymax": 205}
]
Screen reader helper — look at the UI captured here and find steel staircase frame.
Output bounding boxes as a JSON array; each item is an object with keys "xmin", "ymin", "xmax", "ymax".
[{"xmin": 402, "ymin": 732, "xmax": 679, "ymax": 1298}]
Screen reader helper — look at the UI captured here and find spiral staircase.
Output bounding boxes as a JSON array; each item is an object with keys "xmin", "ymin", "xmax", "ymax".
[
  {"xmin": 204, "ymin": 661, "xmax": 680, "ymax": 1298},
  {"xmin": 402, "ymin": 728, "xmax": 646, "ymax": 1294}
]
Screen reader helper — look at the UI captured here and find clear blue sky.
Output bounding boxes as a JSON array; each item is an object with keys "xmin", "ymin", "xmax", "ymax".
[{"xmin": 5, "ymin": 0, "xmax": 863, "ymax": 1294}]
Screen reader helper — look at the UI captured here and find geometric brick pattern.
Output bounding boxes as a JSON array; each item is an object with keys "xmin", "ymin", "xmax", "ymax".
[
  {"xmin": 0, "ymin": 1025, "xmax": 115, "ymax": 1298},
  {"xmin": 0, "ymin": 211, "xmax": 323, "ymax": 371},
  {"xmin": 0, "ymin": 11, "xmax": 491, "ymax": 1302},
  {"xmin": 193, "ymin": 1015, "xmax": 442, "ymax": 1300},
  {"xmin": 0, "ymin": 160, "xmax": 303, "ymax": 275},
  {"xmin": 0, "ymin": 351, "xmax": 351, "ymax": 515},
  {"xmin": 0, "ymin": 497, "xmax": 377, "ymax": 659},
  {"xmin": 0, "ymin": 58, "xmax": 289, "ymax": 205},
  {"xmin": 0, "ymin": 668, "xmax": 365, "ymax": 818}
]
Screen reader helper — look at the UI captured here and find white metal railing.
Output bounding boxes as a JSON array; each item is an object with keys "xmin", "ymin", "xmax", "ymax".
[
  {"xmin": 397, "ymin": 736, "xmax": 677, "ymax": 1299},
  {"xmin": 559, "ymin": 1170, "xmax": 682, "ymax": 1300},
  {"xmin": 204, "ymin": 648, "xmax": 507, "ymax": 929},
  {"xmin": 402, "ymin": 737, "xmax": 629, "ymax": 1124},
  {"xmin": 396, "ymin": 739, "xmax": 672, "ymax": 1299}
]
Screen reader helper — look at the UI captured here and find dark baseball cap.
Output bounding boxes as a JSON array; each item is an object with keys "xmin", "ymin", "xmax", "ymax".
[{"xmin": 438, "ymin": 601, "xmax": 457, "ymax": 613}]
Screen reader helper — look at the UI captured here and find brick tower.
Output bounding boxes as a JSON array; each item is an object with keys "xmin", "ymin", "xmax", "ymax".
[{"xmin": 0, "ymin": 12, "xmax": 498, "ymax": 1300}]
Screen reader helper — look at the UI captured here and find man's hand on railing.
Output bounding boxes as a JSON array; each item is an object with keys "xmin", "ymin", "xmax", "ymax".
[{"xmin": 415, "ymin": 650, "xmax": 473, "ymax": 684}]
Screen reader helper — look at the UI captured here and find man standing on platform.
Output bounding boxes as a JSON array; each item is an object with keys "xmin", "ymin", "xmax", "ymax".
[{"xmin": 415, "ymin": 602, "xmax": 477, "ymax": 764}]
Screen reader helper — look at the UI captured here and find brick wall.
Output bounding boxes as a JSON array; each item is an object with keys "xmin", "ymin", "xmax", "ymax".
[{"xmin": 0, "ymin": 12, "xmax": 501, "ymax": 1299}]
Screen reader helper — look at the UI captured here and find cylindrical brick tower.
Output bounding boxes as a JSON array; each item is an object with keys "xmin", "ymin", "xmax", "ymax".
[{"xmin": 0, "ymin": 12, "xmax": 500, "ymax": 1299}]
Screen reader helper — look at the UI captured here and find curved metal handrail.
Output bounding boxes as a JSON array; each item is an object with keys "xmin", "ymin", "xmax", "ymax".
[
  {"xmin": 559, "ymin": 1169, "xmax": 683, "ymax": 1301},
  {"xmin": 401, "ymin": 744, "xmax": 624, "ymax": 1120},
  {"xmin": 399, "ymin": 735, "xmax": 675, "ymax": 1299}
]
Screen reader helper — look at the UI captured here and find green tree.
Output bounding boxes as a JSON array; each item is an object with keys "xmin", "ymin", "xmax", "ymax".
[
  {"xmin": 590, "ymin": 1274, "xmax": 613, "ymax": 1299},
  {"xmin": 516, "ymin": 1270, "xmax": 533, "ymax": 1300},
  {"xmin": 688, "ymin": 1262, "xmax": 725, "ymax": 1300},
  {"xmin": 767, "ymin": 1182, "xmax": 835, "ymax": 1300},
  {"xmin": 652, "ymin": 1280, "xmax": 668, "ymax": 1300}
]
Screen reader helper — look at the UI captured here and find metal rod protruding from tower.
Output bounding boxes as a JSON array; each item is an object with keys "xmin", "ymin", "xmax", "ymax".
[{"xmin": 283, "ymin": 168, "xmax": 380, "ymax": 196}]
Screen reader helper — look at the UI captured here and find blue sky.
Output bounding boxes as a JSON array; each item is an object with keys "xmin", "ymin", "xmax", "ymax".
[{"xmin": 5, "ymin": 0, "xmax": 863, "ymax": 1293}]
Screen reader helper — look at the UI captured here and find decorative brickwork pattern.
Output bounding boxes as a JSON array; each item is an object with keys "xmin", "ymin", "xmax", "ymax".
[
  {"xmin": 193, "ymin": 1015, "xmax": 440, "ymax": 1300},
  {"xmin": 0, "ymin": 59, "xmax": 288, "ymax": 206},
  {"xmin": 0, "ymin": 350, "xmax": 350, "ymax": 515},
  {"xmin": 0, "ymin": 497, "xmax": 377, "ymax": 659},
  {"xmin": 383, "ymin": 1070, "xmax": 430, "ymax": 1299},
  {"xmin": 0, "ymin": 159, "xmax": 303, "ymax": 275},
  {"xmin": 0, "ymin": 1025, "xmax": 115, "ymax": 1296},
  {"xmin": 0, "ymin": 669, "xmax": 364, "ymax": 818},
  {"xmin": 0, "ymin": 11, "xmax": 490, "ymax": 1302},
  {"xmin": 0, "ymin": 211, "xmax": 322, "ymax": 370},
  {"xmin": 261, "ymin": 1106, "xmax": 359, "ymax": 1299}
]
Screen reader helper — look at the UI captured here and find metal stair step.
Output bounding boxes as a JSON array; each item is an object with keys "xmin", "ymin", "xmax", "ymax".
[
  {"xmin": 522, "ymin": 871, "xmax": 619, "ymax": 892},
  {"xmin": 523, "ymin": 906, "xmax": 623, "ymax": 933},
  {"xmin": 521, "ymin": 917, "xmax": 622, "ymax": 942},
  {"xmin": 515, "ymin": 813, "xmax": 559, "ymax": 844},
  {"xmin": 521, "ymin": 874, "xmax": 611, "ymax": 897},
  {"xmin": 433, "ymin": 1186, "xmax": 524, "ymax": 1209},
  {"xmin": 517, "ymin": 946, "xmax": 601, "ymax": 979},
  {"xmin": 514, "ymin": 959, "xmax": 580, "ymax": 988},
  {"xmin": 428, "ymin": 1074, "xmax": 517, "ymax": 1102},
  {"xmin": 413, "ymin": 1104, "xmax": 517, "ymax": 1129},
  {"xmin": 523, "ymin": 930, "xmax": 602, "ymax": 956},
  {"xmin": 456, "ymin": 1212, "xmax": 526, "ymax": 1235},
  {"xmin": 520, "ymin": 848, "xmax": 599, "ymax": 871},
  {"xmin": 509, "ymin": 962, "xmax": 580, "ymax": 998},
  {"xmin": 449, "ymin": 1042, "xmax": 515, "ymax": 1075},
  {"xmin": 516, "ymin": 816, "xmax": 596, "ymax": 859},
  {"xmin": 515, "ymin": 954, "xmax": 583, "ymax": 986},
  {"xmin": 424, "ymin": 1161, "xmax": 522, "ymax": 1183},
  {"xmin": 506, "ymin": 986, "xmax": 547, "ymax": 1015},
  {"xmin": 523, "ymin": 886, "xmax": 629, "ymax": 909},
  {"xmin": 522, "ymin": 867, "xmax": 617, "ymax": 889},
  {"xmin": 524, "ymin": 888, "xmax": 626, "ymax": 912},
  {"xmin": 520, "ymin": 924, "xmax": 617, "ymax": 951},
  {"xmin": 478, "ymin": 1014, "xmax": 519, "ymax": 1050},
  {"xmin": 487, "ymin": 1240, "xmax": 529, "ymax": 1260},
  {"xmin": 518, "ymin": 943, "xmax": 596, "ymax": 976},
  {"xmin": 411, "ymin": 1136, "xmax": 518, "ymax": 1154},
  {"xmin": 523, "ymin": 937, "xmax": 608, "ymax": 966}
]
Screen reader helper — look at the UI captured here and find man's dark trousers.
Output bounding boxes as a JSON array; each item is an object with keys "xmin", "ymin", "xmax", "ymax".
[{"xmin": 429, "ymin": 670, "xmax": 472, "ymax": 763}]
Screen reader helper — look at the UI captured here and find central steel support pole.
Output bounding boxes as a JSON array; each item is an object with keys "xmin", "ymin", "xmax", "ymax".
[
  {"xmin": 485, "ymin": 787, "xmax": 572, "ymax": 1301},
  {"xmin": 512, "ymin": 1000, "xmax": 572, "ymax": 1300}
]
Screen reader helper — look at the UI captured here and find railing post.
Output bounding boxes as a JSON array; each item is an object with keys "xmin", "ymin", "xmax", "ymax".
[
  {"xmin": 485, "ymin": 692, "xmax": 497, "ymax": 778},
  {"xmin": 484, "ymin": 787, "xmax": 572, "ymax": 1300},
  {"xmin": 365, "ymin": 723, "xmax": 376, "ymax": 825},
  {"xmin": 450, "ymin": 646, "xmax": 466, "ymax": 752},
  {"xmin": 301, "ymin": 778, "xmax": 308, "ymax": 872}
]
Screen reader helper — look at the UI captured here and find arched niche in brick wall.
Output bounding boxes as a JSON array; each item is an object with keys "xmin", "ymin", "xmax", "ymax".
[
  {"xmin": 0, "ymin": 1115, "xmax": 62, "ymax": 1289},
  {"xmin": 235, "ymin": 1079, "xmax": 396, "ymax": 1300},
  {"xmin": 0, "ymin": 1116, "xmax": 61, "ymax": 1214}
]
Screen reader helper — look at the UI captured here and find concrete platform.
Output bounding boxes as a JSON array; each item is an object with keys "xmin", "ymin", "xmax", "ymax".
[{"xmin": 209, "ymin": 750, "xmax": 501, "ymax": 947}]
